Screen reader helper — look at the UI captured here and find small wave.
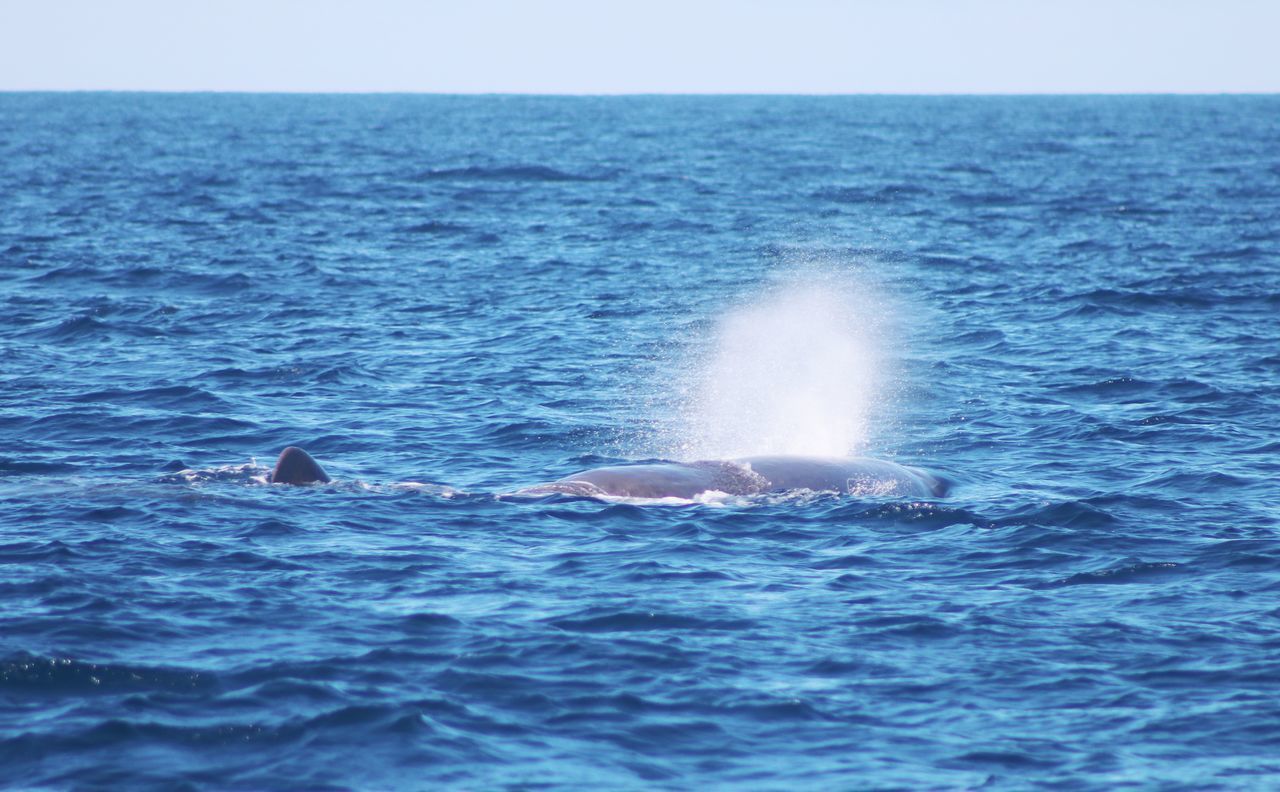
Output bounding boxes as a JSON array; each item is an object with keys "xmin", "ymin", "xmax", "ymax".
[
  {"xmin": 0, "ymin": 540, "xmax": 81, "ymax": 563},
  {"xmin": 1192, "ymin": 539, "xmax": 1280, "ymax": 572},
  {"xmin": 951, "ymin": 328, "xmax": 1007, "ymax": 349},
  {"xmin": 1, "ymin": 700, "xmax": 487, "ymax": 774},
  {"xmin": 398, "ymin": 221, "xmax": 470, "ymax": 234},
  {"xmin": 951, "ymin": 749, "xmax": 1060, "ymax": 769},
  {"xmin": 28, "ymin": 264, "xmax": 99, "ymax": 282},
  {"xmin": 1139, "ymin": 469, "xmax": 1258, "ymax": 492},
  {"xmin": 66, "ymin": 385, "xmax": 231, "ymax": 411},
  {"xmin": 822, "ymin": 501, "xmax": 991, "ymax": 530},
  {"xmin": 949, "ymin": 190, "xmax": 1020, "ymax": 207},
  {"xmin": 482, "ymin": 419, "xmax": 558, "ymax": 449},
  {"xmin": 547, "ymin": 610, "xmax": 757, "ymax": 633},
  {"xmin": 1055, "ymin": 377, "xmax": 1157, "ymax": 400},
  {"xmin": 28, "ymin": 309, "xmax": 206, "ymax": 343},
  {"xmin": 1026, "ymin": 139, "xmax": 1076, "ymax": 154},
  {"xmin": 77, "ymin": 506, "xmax": 143, "ymax": 522},
  {"xmin": 0, "ymin": 653, "xmax": 218, "ymax": 696},
  {"xmin": 812, "ymin": 184, "xmax": 932, "ymax": 204},
  {"xmin": 1191, "ymin": 245, "xmax": 1266, "ymax": 262},
  {"xmin": 218, "ymin": 550, "xmax": 307, "ymax": 571},
  {"xmin": 941, "ymin": 163, "xmax": 995, "ymax": 175},
  {"xmin": 1059, "ymin": 238, "xmax": 1117, "ymax": 254},
  {"xmin": 237, "ymin": 518, "xmax": 304, "ymax": 538},
  {"xmin": 397, "ymin": 612, "xmax": 464, "ymax": 631},
  {"xmin": 0, "ymin": 458, "xmax": 76, "ymax": 475},
  {"xmin": 1076, "ymin": 287, "xmax": 1213, "ymax": 310},
  {"xmin": 413, "ymin": 165, "xmax": 601, "ymax": 182},
  {"xmin": 31, "ymin": 315, "xmax": 115, "ymax": 341},
  {"xmin": 1037, "ymin": 561, "xmax": 1184, "ymax": 588},
  {"xmin": 991, "ymin": 500, "xmax": 1118, "ymax": 531},
  {"xmin": 810, "ymin": 553, "xmax": 879, "ymax": 570},
  {"xmin": 193, "ymin": 361, "xmax": 384, "ymax": 386},
  {"xmin": 855, "ymin": 614, "xmax": 961, "ymax": 641}
]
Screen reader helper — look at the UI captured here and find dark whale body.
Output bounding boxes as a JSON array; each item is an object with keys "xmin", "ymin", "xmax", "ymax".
[
  {"xmin": 264, "ymin": 447, "xmax": 946, "ymax": 499},
  {"xmin": 539, "ymin": 455, "xmax": 947, "ymax": 499}
]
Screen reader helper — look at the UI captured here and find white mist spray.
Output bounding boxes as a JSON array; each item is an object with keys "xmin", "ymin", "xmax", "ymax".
[{"xmin": 666, "ymin": 276, "xmax": 887, "ymax": 461}]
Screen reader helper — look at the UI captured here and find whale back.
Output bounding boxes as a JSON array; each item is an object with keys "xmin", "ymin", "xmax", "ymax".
[
  {"xmin": 550, "ymin": 456, "xmax": 946, "ymax": 500},
  {"xmin": 555, "ymin": 463, "xmax": 720, "ymax": 499},
  {"xmin": 732, "ymin": 456, "xmax": 946, "ymax": 497}
]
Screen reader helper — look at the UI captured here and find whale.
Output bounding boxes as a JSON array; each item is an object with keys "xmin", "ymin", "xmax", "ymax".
[
  {"xmin": 529, "ymin": 455, "xmax": 947, "ymax": 499},
  {"xmin": 264, "ymin": 446, "xmax": 945, "ymax": 499}
]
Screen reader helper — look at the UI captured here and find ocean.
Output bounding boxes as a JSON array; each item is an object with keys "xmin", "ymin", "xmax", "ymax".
[{"xmin": 2, "ymin": 93, "xmax": 1278, "ymax": 789}]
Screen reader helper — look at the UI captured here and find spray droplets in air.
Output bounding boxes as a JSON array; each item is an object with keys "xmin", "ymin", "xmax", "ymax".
[{"xmin": 664, "ymin": 276, "xmax": 888, "ymax": 461}]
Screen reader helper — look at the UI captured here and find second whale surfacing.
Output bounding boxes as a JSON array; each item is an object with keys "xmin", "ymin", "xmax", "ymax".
[{"xmin": 263, "ymin": 447, "xmax": 947, "ymax": 500}]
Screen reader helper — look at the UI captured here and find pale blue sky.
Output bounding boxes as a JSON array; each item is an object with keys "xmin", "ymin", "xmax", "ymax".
[{"xmin": 2, "ymin": 0, "xmax": 1276, "ymax": 93}]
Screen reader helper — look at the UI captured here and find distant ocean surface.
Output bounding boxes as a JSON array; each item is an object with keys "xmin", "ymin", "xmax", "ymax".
[{"xmin": 2, "ymin": 94, "xmax": 1279, "ymax": 789}]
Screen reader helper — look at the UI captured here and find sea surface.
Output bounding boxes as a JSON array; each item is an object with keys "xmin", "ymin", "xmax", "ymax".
[{"xmin": 1, "ymin": 94, "xmax": 1279, "ymax": 789}]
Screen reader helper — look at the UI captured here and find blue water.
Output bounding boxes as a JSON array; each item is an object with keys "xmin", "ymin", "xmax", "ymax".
[{"xmin": 2, "ymin": 94, "xmax": 1279, "ymax": 789}]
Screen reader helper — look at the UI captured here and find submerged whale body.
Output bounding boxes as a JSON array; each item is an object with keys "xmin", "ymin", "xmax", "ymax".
[
  {"xmin": 538, "ymin": 455, "xmax": 947, "ymax": 499},
  {"xmin": 264, "ymin": 447, "xmax": 946, "ymax": 499}
]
